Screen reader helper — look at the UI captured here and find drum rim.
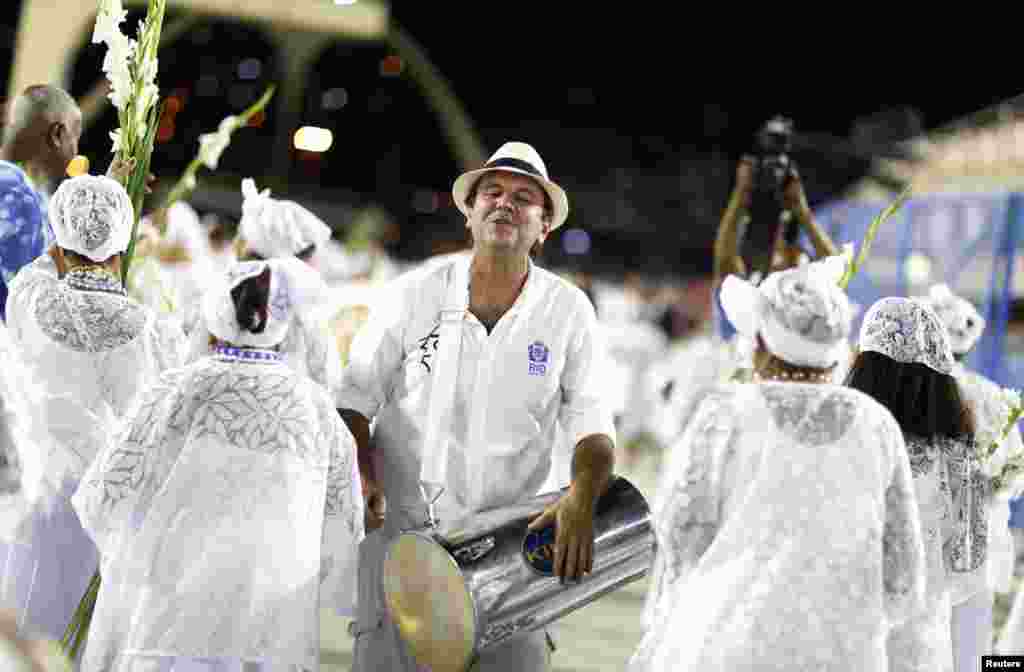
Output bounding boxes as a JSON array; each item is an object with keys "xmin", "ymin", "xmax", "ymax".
[{"xmin": 383, "ymin": 529, "xmax": 482, "ymax": 670}]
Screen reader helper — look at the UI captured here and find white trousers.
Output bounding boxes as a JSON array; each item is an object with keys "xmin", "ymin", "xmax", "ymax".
[
  {"xmin": 350, "ymin": 525, "xmax": 552, "ymax": 672},
  {"xmin": 951, "ymin": 589, "xmax": 992, "ymax": 672}
]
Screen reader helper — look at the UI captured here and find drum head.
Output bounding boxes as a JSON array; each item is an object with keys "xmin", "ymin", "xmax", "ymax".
[{"xmin": 382, "ymin": 532, "xmax": 476, "ymax": 672}]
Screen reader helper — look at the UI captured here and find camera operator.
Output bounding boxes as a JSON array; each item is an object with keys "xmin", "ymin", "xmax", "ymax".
[{"xmin": 712, "ymin": 117, "xmax": 838, "ymax": 339}]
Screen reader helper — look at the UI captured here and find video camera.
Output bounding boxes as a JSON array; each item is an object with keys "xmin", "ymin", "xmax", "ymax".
[{"xmin": 740, "ymin": 116, "xmax": 799, "ymax": 278}]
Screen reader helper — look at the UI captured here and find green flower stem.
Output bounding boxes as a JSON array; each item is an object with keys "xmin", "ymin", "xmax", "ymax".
[
  {"xmin": 60, "ymin": 569, "xmax": 101, "ymax": 661},
  {"xmin": 121, "ymin": 99, "xmax": 164, "ymax": 285},
  {"xmin": 838, "ymin": 185, "xmax": 912, "ymax": 289},
  {"xmin": 159, "ymin": 84, "xmax": 278, "ymax": 219}
]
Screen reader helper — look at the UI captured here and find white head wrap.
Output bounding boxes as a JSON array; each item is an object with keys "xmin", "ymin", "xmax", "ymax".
[
  {"xmin": 49, "ymin": 174, "xmax": 133, "ymax": 262},
  {"xmin": 918, "ymin": 283, "xmax": 986, "ymax": 356},
  {"xmin": 162, "ymin": 201, "xmax": 209, "ymax": 258},
  {"xmin": 201, "ymin": 257, "xmax": 324, "ymax": 348},
  {"xmin": 239, "ymin": 178, "xmax": 331, "ymax": 259},
  {"xmin": 720, "ymin": 253, "xmax": 853, "ymax": 369},
  {"xmin": 858, "ymin": 297, "xmax": 955, "ymax": 374}
]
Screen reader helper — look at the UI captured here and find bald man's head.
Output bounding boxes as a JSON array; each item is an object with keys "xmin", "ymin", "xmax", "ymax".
[{"xmin": 1, "ymin": 85, "xmax": 82, "ymax": 187}]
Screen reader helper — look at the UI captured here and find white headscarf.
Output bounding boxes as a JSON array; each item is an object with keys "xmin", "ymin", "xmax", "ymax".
[
  {"xmin": 49, "ymin": 174, "xmax": 133, "ymax": 262},
  {"xmin": 859, "ymin": 297, "xmax": 955, "ymax": 375},
  {"xmin": 201, "ymin": 257, "xmax": 325, "ymax": 349},
  {"xmin": 162, "ymin": 201, "xmax": 209, "ymax": 259},
  {"xmin": 919, "ymin": 283, "xmax": 986, "ymax": 356},
  {"xmin": 720, "ymin": 253, "xmax": 853, "ymax": 369},
  {"xmin": 239, "ymin": 178, "xmax": 331, "ymax": 259}
]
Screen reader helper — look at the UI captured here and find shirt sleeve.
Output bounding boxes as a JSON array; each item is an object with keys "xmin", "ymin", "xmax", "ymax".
[
  {"xmin": 0, "ymin": 178, "xmax": 46, "ymax": 288},
  {"xmin": 558, "ymin": 291, "xmax": 617, "ymax": 448},
  {"xmin": 336, "ymin": 276, "xmax": 412, "ymax": 421}
]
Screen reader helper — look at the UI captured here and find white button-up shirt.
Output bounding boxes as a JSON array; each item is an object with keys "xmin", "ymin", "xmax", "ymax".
[{"xmin": 339, "ymin": 255, "xmax": 615, "ymax": 525}]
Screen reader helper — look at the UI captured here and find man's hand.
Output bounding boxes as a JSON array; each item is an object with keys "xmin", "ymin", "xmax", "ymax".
[
  {"xmin": 106, "ymin": 156, "xmax": 135, "ymax": 185},
  {"xmin": 527, "ymin": 484, "xmax": 597, "ymax": 583},
  {"xmin": 105, "ymin": 156, "xmax": 157, "ymax": 194}
]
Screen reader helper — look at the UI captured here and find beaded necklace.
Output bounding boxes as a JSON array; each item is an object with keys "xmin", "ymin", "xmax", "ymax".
[{"xmin": 213, "ymin": 344, "xmax": 281, "ymax": 363}]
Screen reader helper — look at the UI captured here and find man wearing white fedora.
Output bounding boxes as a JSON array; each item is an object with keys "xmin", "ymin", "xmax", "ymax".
[{"xmin": 339, "ymin": 141, "xmax": 617, "ymax": 671}]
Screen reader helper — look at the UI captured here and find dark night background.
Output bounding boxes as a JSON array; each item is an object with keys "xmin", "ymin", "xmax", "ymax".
[{"xmin": 0, "ymin": 2, "xmax": 1017, "ymax": 277}]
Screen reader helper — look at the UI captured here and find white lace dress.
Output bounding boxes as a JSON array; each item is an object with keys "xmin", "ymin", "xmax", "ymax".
[
  {"xmin": 886, "ymin": 435, "xmax": 964, "ymax": 672},
  {"xmin": 72, "ymin": 353, "xmax": 365, "ymax": 672},
  {"xmin": 0, "ymin": 256, "xmax": 184, "ymax": 641},
  {"xmin": 629, "ymin": 382, "xmax": 928, "ymax": 672},
  {"xmin": 952, "ymin": 364, "xmax": 1022, "ymax": 597}
]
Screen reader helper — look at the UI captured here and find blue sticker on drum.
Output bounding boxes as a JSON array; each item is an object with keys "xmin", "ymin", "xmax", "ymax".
[{"xmin": 523, "ymin": 526, "xmax": 556, "ymax": 575}]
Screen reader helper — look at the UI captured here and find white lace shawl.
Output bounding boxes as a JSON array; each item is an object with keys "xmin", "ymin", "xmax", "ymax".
[
  {"xmin": 72, "ymin": 356, "xmax": 364, "ymax": 670},
  {"xmin": 631, "ymin": 382, "xmax": 928, "ymax": 672}
]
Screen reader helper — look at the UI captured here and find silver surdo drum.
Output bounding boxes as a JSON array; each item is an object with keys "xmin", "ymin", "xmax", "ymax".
[{"xmin": 381, "ymin": 476, "xmax": 655, "ymax": 672}]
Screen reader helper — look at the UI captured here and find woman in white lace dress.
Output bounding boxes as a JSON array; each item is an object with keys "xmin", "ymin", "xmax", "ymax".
[
  {"xmin": 918, "ymin": 284, "xmax": 1021, "ymax": 664},
  {"xmin": 847, "ymin": 297, "xmax": 985, "ymax": 672},
  {"xmin": 1, "ymin": 175, "xmax": 184, "ymax": 642},
  {"xmin": 72, "ymin": 259, "xmax": 365, "ymax": 672},
  {"xmin": 629, "ymin": 256, "xmax": 928, "ymax": 672}
]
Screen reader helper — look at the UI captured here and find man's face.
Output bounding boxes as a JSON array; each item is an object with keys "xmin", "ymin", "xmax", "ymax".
[{"xmin": 466, "ymin": 171, "xmax": 550, "ymax": 257}]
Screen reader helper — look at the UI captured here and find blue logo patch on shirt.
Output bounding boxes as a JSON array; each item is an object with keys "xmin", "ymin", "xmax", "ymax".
[{"xmin": 528, "ymin": 341, "xmax": 549, "ymax": 376}]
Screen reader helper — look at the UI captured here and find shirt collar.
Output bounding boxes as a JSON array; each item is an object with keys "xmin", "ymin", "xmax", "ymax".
[{"xmin": 464, "ymin": 254, "xmax": 542, "ymax": 319}]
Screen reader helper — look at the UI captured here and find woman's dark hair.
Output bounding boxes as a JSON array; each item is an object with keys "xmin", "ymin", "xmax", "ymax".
[
  {"xmin": 844, "ymin": 350, "xmax": 975, "ymax": 440},
  {"xmin": 230, "ymin": 267, "xmax": 271, "ymax": 334},
  {"xmin": 241, "ymin": 246, "xmax": 315, "ymax": 262}
]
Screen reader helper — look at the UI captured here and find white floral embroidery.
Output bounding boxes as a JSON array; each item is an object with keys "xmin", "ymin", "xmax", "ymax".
[
  {"xmin": 49, "ymin": 175, "xmax": 133, "ymax": 262},
  {"xmin": 33, "ymin": 276, "xmax": 145, "ymax": 353},
  {"xmin": 74, "ymin": 357, "xmax": 361, "ymax": 670},
  {"xmin": 760, "ymin": 262, "xmax": 852, "ymax": 346},
  {"xmin": 860, "ymin": 297, "xmax": 954, "ymax": 374}
]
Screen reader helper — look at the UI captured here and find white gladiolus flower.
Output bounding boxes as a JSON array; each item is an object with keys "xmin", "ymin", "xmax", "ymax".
[
  {"xmin": 197, "ymin": 116, "xmax": 239, "ymax": 170},
  {"xmin": 135, "ymin": 82, "xmax": 158, "ymax": 127},
  {"xmin": 102, "ymin": 32, "xmax": 135, "ymax": 112},
  {"xmin": 92, "ymin": 0, "xmax": 126, "ymax": 44},
  {"xmin": 1004, "ymin": 388, "xmax": 1022, "ymax": 412},
  {"xmin": 109, "ymin": 128, "xmax": 123, "ymax": 155}
]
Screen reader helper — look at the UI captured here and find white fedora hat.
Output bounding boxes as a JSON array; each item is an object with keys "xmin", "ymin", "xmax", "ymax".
[{"xmin": 452, "ymin": 141, "xmax": 570, "ymax": 230}]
